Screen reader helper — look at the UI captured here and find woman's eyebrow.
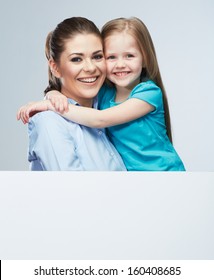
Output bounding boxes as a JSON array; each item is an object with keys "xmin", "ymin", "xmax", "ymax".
[
  {"xmin": 93, "ymin": 50, "xmax": 103, "ymax": 54},
  {"xmin": 68, "ymin": 50, "xmax": 103, "ymax": 57},
  {"xmin": 68, "ymin": 52, "xmax": 83, "ymax": 57}
]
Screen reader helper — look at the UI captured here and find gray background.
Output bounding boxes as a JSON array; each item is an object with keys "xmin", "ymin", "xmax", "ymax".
[{"xmin": 0, "ymin": 0, "xmax": 214, "ymax": 171}]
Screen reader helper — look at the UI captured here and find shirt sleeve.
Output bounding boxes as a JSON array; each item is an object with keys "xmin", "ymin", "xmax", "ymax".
[
  {"xmin": 28, "ymin": 111, "xmax": 82, "ymax": 171},
  {"xmin": 129, "ymin": 81, "xmax": 163, "ymax": 112}
]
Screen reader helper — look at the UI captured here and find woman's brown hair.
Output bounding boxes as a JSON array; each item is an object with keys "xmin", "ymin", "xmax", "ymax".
[{"xmin": 44, "ymin": 17, "xmax": 102, "ymax": 95}]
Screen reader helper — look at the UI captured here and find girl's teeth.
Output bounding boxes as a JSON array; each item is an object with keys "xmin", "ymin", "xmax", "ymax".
[{"xmin": 115, "ymin": 72, "xmax": 129, "ymax": 76}]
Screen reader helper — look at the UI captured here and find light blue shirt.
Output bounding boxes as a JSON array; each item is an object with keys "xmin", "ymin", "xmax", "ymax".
[
  {"xmin": 99, "ymin": 81, "xmax": 185, "ymax": 171},
  {"xmin": 28, "ymin": 98, "xmax": 126, "ymax": 171}
]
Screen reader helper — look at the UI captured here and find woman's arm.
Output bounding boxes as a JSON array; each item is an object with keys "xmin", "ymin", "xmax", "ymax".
[{"xmin": 61, "ymin": 98, "xmax": 154, "ymax": 128}]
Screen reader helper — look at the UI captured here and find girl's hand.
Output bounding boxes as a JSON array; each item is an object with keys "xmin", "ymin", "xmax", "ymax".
[
  {"xmin": 17, "ymin": 100, "xmax": 54, "ymax": 124},
  {"xmin": 46, "ymin": 90, "xmax": 69, "ymax": 113}
]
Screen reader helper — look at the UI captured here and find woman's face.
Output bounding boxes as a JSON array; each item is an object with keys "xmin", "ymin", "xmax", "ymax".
[{"xmin": 56, "ymin": 33, "xmax": 106, "ymax": 107}]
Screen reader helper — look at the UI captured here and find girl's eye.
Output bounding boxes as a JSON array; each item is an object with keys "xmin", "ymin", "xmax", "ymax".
[
  {"xmin": 126, "ymin": 54, "xmax": 134, "ymax": 58},
  {"xmin": 71, "ymin": 57, "xmax": 82, "ymax": 62},
  {"xmin": 106, "ymin": 55, "xmax": 116, "ymax": 60}
]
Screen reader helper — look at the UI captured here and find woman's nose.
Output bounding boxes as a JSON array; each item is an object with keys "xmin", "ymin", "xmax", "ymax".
[{"xmin": 83, "ymin": 59, "xmax": 96, "ymax": 72}]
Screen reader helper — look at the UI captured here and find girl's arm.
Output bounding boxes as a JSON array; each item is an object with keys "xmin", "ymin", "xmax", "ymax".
[
  {"xmin": 45, "ymin": 90, "xmax": 69, "ymax": 113},
  {"xmin": 17, "ymin": 91, "xmax": 68, "ymax": 124},
  {"xmin": 61, "ymin": 98, "xmax": 154, "ymax": 128},
  {"xmin": 17, "ymin": 97, "xmax": 154, "ymax": 127},
  {"xmin": 17, "ymin": 100, "xmax": 55, "ymax": 124}
]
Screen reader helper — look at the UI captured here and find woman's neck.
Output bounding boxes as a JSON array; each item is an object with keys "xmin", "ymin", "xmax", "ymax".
[{"xmin": 61, "ymin": 90, "xmax": 93, "ymax": 108}]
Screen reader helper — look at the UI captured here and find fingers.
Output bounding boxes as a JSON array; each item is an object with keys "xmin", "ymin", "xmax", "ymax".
[
  {"xmin": 64, "ymin": 99, "xmax": 69, "ymax": 112},
  {"xmin": 17, "ymin": 104, "xmax": 34, "ymax": 124},
  {"xmin": 22, "ymin": 108, "xmax": 29, "ymax": 124},
  {"xmin": 16, "ymin": 108, "xmax": 21, "ymax": 120},
  {"xmin": 16, "ymin": 106, "xmax": 28, "ymax": 124},
  {"xmin": 49, "ymin": 96, "xmax": 69, "ymax": 113},
  {"xmin": 59, "ymin": 99, "xmax": 69, "ymax": 113}
]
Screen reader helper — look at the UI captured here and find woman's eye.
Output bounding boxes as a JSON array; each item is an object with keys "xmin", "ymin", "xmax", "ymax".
[
  {"xmin": 93, "ymin": 54, "xmax": 103, "ymax": 60},
  {"xmin": 71, "ymin": 57, "xmax": 82, "ymax": 62}
]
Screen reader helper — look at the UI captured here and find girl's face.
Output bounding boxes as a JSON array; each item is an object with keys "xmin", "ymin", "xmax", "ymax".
[
  {"xmin": 54, "ymin": 34, "xmax": 106, "ymax": 107},
  {"xmin": 104, "ymin": 32, "xmax": 143, "ymax": 90}
]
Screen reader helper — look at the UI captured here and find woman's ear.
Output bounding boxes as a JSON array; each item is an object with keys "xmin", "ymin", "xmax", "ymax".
[{"xmin": 49, "ymin": 59, "xmax": 61, "ymax": 78}]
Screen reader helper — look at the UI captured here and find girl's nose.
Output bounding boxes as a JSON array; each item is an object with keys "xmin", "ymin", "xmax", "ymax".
[{"xmin": 115, "ymin": 58, "xmax": 126, "ymax": 68}]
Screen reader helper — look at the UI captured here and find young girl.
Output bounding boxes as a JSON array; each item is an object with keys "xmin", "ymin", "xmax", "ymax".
[{"xmin": 18, "ymin": 17, "xmax": 185, "ymax": 171}]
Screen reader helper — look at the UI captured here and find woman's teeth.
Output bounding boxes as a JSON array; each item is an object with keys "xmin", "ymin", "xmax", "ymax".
[{"xmin": 78, "ymin": 77, "xmax": 97, "ymax": 83}]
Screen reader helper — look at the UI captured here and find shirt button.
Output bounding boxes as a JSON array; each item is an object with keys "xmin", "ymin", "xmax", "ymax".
[
  {"xmin": 98, "ymin": 130, "xmax": 102, "ymax": 135},
  {"xmin": 111, "ymin": 152, "xmax": 114, "ymax": 156}
]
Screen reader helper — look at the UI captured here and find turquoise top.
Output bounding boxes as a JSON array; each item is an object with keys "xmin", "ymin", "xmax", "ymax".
[{"xmin": 98, "ymin": 80, "xmax": 185, "ymax": 171}]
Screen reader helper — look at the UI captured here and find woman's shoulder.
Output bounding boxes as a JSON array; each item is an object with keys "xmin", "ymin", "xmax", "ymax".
[
  {"xmin": 30, "ymin": 110, "xmax": 61, "ymax": 123},
  {"xmin": 29, "ymin": 111, "xmax": 76, "ymax": 130}
]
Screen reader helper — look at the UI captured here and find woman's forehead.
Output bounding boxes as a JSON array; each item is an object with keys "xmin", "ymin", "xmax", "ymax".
[{"xmin": 64, "ymin": 33, "xmax": 103, "ymax": 54}]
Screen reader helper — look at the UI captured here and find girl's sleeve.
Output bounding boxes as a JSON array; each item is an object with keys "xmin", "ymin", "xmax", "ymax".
[{"xmin": 130, "ymin": 81, "xmax": 163, "ymax": 112}]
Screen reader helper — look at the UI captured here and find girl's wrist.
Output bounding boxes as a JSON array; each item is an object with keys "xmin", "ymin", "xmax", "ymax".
[{"xmin": 45, "ymin": 99, "xmax": 54, "ymax": 111}]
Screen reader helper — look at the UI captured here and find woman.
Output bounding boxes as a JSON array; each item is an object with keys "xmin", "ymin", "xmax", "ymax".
[{"xmin": 18, "ymin": 17, "xmax": 126, "ymax": 171}]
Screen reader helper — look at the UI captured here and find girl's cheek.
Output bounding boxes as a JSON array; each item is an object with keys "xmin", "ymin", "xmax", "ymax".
[{"xmin": 105, "ymin": 63, "xmax": 111, "ymax": 75}]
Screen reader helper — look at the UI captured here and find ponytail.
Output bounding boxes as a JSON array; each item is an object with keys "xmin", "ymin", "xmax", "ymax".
[{"xmin": 44, "ymin": 32, "xmax": 61, "ymax": 95}]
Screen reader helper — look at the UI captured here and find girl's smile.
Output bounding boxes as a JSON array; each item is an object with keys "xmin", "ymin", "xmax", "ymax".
[{"xmin": 105, "ymin": 32, "xmax": 143, "ymax": 92}]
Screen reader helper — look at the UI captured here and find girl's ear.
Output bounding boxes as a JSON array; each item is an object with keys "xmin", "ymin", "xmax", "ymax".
[{"xmin": 49, "ymin": 59, "xmax": 61, "ymax": 78}]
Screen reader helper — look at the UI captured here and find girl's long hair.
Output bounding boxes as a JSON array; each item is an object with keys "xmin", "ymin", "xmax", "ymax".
[{"xmin": 101, "ymin": 17, "xmax": 172, "ymax": 142}]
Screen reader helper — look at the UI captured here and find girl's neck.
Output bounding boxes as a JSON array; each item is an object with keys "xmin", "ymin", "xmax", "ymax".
[
  {"xmin": 114, "ymin": 85, "xmax": 132, "ymax": 103},
  {"xmin": 114, "ymin": 77, "xmax": 142, "ymax": 103}
]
